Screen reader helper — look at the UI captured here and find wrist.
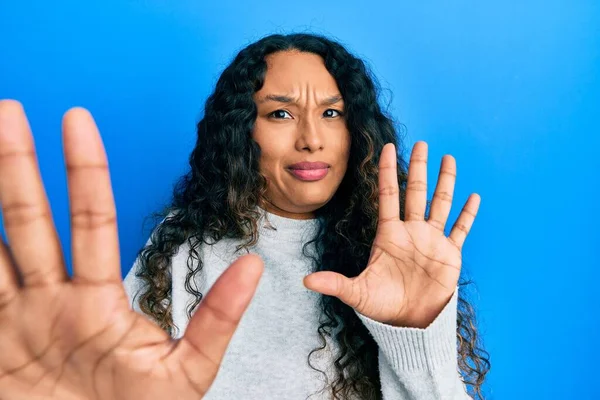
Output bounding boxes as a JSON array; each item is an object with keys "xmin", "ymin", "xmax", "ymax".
[{"xmin": 390, "ymin": 292, "xmax": 455, "ymax": 329}]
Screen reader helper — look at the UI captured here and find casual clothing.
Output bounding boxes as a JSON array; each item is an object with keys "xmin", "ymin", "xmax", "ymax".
[{"xmin": 123, "ymin": 208, "xmax": 470, "ymax": 399}]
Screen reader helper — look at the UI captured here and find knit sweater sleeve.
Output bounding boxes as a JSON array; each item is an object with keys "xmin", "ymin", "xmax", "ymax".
[{"xmin": 354, "ymin": 287, "xmax": 471, "ymax": 399}]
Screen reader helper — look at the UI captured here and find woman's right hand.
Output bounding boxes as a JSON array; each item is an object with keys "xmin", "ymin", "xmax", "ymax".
[{"xmin": 0, "ymin": 100, "xmax": 264, "ymax": 400}]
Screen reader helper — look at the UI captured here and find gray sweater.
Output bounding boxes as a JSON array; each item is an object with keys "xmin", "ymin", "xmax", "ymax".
[{"xmin": 123, "ymin": 208, "xmax": 471, "ymax": 399}]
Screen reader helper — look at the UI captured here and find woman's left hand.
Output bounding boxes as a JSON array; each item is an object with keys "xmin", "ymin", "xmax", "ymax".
[{"xmin": 304, "ymin": 141, "xmax": 480, "ymax": 328}]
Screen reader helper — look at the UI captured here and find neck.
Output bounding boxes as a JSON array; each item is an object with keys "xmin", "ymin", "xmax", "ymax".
[{"xmin": 259, "ymin": 198, "xmax": 316, "ymax": 220}]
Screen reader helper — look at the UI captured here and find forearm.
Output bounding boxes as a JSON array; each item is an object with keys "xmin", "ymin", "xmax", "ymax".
[{"xmin": 356, "ymin": 288, "xmax": 471, "ymax": 399}]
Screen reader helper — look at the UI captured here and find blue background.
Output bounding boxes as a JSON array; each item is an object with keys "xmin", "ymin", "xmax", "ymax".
[{"xmin": 1, "ymin": 1, "xmax": 598, "ymax": 398}]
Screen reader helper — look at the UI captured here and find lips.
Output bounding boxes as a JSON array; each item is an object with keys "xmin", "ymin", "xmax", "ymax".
[
  {"xmin": 287, "ymin": 161, "xmax": 330, "ymax": 181},
  {"xmin": 287, "ymin": 161, "xmax": 330, "ymax": 170}
]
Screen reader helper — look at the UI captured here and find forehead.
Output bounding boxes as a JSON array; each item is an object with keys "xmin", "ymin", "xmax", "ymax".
[{"xmin": 257, "ymin": 51, "xmax": 341, "ymax": 95}]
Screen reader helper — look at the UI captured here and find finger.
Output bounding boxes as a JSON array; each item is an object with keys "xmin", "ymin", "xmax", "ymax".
[
  {"xmin": 405, "ymin": 141, "xmax": 428, "ymax": 221},
  {"xmin": 177, "ymin": 254, "xmax": 264, "ymax": 395},
  {"xmin": 63, "ymin": 108, "xmax": 121, "ymax": 284},
  {"xmin": 377, "ymin": 143, "xmax": 400, "ymax": 223},
  {"xmin": 0, "ymin": 100, "xmax": 67, "ymax": 286},
  {"xmin": 448, "ymin": 193, "xmax": 481, "ymax": 250},
  {"xmin": 427, "ymin": 155, "xmax": 456, "ymax": 232},
  {"xmin": 303, "ymin": 271, "xmax": 360, "ymax": 309},
  {"xmin": 0, "ymin": 239, "xmax": 19, "ymax": 306}
]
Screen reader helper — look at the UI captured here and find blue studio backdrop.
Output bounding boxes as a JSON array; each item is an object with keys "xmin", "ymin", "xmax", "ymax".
[{"xmin": 1, "ymin": 1, "xmax": 598, "ymax": 399}]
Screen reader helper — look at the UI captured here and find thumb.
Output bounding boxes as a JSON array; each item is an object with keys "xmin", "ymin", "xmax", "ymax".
[
  {"xmin": 176, "ymin": 254, "xmax": 264, "ymax": 395},
  {"xmin": 303, "ymin": 271, "xmax": 361, "ymax": 310}
]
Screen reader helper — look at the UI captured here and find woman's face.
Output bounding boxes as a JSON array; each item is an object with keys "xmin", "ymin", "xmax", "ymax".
[{"xmin": 252, "ymin": 50, "xmax": 351, "ymax": 220}]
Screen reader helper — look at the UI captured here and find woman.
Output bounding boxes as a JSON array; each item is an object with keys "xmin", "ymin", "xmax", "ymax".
[
  {"xmin": 125, "ymin": 32, "xmax": 489, "ymax": 399},
  {"xmin": 0, "ymin": 33, "xmax": 489, "ymax": 399}
]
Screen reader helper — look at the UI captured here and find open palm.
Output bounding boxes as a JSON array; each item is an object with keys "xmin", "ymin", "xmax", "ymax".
[
  {"xmin": 0, "ymin": 100, "xmax": 264, "ymax": 399},
  {"xmin": 305, "ymin": 142, "xmax": 480, "ymax": 328}
]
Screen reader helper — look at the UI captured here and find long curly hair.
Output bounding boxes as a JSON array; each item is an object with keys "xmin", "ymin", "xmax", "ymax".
[{"xmin": 133, "ymin": 32, "xmax": 490, "ymax": 399}]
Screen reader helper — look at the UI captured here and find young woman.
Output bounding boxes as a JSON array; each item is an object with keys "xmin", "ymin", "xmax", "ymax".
[{"xmin": 0, "ymin": 33, "xmax": 489, "ymax": 399}]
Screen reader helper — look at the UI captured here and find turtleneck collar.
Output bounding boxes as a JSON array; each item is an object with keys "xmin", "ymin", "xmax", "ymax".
[{"xmin": 256, "ymin": 205, "xmax": 320, "ymax": 244}]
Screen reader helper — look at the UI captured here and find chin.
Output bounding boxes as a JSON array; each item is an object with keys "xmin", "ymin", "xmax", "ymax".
[{"xmin": 291, "ymin": 194, "xmax": 332, "ymax": 211}]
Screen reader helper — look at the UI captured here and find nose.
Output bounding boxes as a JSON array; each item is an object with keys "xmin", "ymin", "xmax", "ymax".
[{"xmin": 296, "ymin": 116, "xmax": 323, "ymax": 152}]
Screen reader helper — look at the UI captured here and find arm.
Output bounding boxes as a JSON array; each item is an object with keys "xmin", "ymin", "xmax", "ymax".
[{"xmin": 355, "ymin": 287, "xmax": 471, "ymax": 400}]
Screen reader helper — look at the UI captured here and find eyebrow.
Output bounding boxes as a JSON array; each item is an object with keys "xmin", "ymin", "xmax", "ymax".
[{"xmin": 257, "ymin": 94, "xmax": 344, "ymax": 106}]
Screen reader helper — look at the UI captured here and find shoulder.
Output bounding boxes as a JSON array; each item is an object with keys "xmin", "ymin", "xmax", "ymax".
[{"xmin": 122, "ymin": 210, "xmax": 188, "ymax": 309}]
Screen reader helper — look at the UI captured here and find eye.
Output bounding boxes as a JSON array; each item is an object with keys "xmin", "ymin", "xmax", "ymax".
[
  {"xmin": 269, "ymin": 110, "xmax": 293, "ymax": 119},
  {"xmin": 324, "ymin": 109, "xmax": 344, "ymax": 118}
]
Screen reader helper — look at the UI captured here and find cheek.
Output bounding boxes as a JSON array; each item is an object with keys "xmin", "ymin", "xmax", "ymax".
[
  {"xmin": 254, "ymin": 141, "xmax": 283, "ymax": 179},
  {"xmin": 337, "ymin": 138, "xmax": 351, "ymax": 176},
  {"xmin": 338, "ymin": 134, "xmax": 351, "ymax": 163}
]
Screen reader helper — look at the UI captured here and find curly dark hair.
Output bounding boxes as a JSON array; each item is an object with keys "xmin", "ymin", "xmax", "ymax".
[{"xmin": 133, "ymin": 32, "xmax": 490, "ymax": 399}]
